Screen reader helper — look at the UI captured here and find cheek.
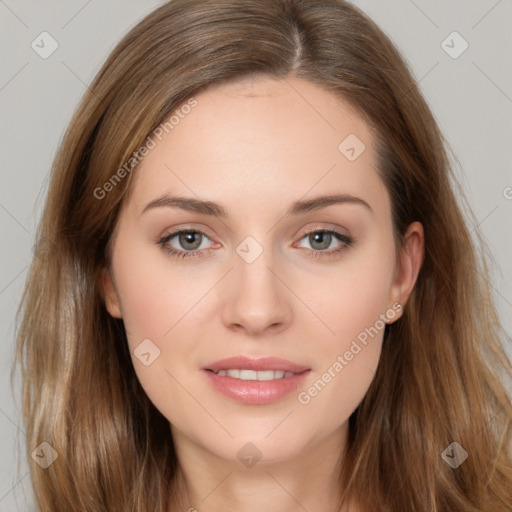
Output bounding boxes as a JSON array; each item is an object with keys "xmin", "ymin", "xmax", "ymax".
[
  {"xmin": 300, "ymin": 232, "xmax": 396, "ymax": 353},
  {"xmin": 111, "ymin": 237, "xmax": 205, "ymax": 343}
]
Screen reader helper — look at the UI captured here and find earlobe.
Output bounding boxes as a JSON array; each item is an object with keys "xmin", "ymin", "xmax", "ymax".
[
  {"xmin": 387, "ymin": 221, "xmax": 424, "ymax": 323},
  {"xmin": 100, "ymin": 267, "xmax": 123, "ymax": 319}
]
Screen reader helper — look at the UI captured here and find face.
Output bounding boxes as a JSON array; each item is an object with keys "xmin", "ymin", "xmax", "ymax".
[{"xmin": 102, "ymin": 76, "xmax": 423, "ymax": 466}]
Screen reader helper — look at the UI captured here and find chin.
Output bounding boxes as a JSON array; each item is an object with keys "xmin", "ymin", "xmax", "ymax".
[{"xmin": 207, "ymin": 426, "xmax": 314, "ymax": 464}]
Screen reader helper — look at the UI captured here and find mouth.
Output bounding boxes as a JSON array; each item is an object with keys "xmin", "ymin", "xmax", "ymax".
[{"xmin": 202, "ymin": 356, "xmax": 311, "ymax": 404}]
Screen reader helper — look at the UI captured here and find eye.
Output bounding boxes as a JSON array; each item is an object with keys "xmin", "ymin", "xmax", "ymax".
[
  {"xmin": 294, "ymin": 229, "xmax": 353, "ymax": 258},
  {"xmin": 157, "ymin": 229, "xmax": 215, "ymax": 259}
]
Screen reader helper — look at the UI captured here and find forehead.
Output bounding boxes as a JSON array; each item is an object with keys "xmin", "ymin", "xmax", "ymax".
[{"xmin": 127, "ymin": 76, "xmax": 387, "ymax": 218}]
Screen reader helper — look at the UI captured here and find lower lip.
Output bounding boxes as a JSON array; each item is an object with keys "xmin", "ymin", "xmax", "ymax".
[{"xmin": 203, "ymin": 369, "xmax": 311, "ymax": 405}]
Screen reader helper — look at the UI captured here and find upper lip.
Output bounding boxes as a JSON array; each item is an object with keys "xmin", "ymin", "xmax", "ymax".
[{"xmin": 203, "ymin": 356, "xmax": 310, "ymax": 373}]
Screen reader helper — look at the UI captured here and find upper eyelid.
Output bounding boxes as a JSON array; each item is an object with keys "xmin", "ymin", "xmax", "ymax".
[
  {"xmin": 159, "ymin": 223, "xmax": 214, "ymax": 239},
  {"xmin": 161, "ymin": 220, "xmax": 350, "ymax": 237}
]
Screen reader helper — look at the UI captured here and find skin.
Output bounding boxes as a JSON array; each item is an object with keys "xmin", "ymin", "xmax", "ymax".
[{"xmin": 101, "ymin": 75, "xmax": 424, "ymax": 512}]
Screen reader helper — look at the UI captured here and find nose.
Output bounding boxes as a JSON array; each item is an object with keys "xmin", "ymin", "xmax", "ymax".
[{"xmin": 220, "ymin": 243, "xmax": 293, "ymax": 337}]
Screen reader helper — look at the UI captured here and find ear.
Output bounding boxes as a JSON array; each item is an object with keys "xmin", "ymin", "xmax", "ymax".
[
  {"xmin": 99, "ymin": 267, "xmax": 123, "ymax": 319},
  {"xmin": 387, "ymin": 221, "xmax": 424, "ymax": 323}
]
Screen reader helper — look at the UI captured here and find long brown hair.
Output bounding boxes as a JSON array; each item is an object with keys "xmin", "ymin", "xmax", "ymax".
[{"xmin": 13, "ymin": 0, "xmax": 512, "ymax": 510}]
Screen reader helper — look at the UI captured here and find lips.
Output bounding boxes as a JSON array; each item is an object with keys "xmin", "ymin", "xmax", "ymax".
[{"xmin": 202, "ymin": 356, "xmax": 311, "ymax": 404}]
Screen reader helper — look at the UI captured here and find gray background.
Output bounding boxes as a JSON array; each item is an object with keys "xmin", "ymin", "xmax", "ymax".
[{"xmin": 1, "ymin": 0, "xmax": 511, "ymax": 509}]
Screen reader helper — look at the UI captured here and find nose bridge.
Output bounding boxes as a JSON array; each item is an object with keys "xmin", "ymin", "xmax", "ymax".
[
  {"xmin": 234, "ymin": 232, "xmax": 280, "ymax": 301},
  {"xmin": 221, "ymin": 231, "xmax": 292, "ymax": 334}
]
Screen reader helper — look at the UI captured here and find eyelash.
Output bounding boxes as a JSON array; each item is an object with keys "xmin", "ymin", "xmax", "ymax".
[{"xmin": 157, "ymin": 228, "xmax": 353, "ymax": 260}]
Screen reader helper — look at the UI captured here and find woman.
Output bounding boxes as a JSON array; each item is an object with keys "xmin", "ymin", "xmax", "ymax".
[{"xmin": 14, "ymin": 0, "xmax": 512, "ymax": 510}]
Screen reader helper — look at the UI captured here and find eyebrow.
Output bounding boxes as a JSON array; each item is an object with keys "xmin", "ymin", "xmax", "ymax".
[{"xmin": 140, "ymin": 193, "xmax": 373, "ymax": 218}]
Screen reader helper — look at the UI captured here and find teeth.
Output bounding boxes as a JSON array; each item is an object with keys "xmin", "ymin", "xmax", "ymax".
[{"xmin": 213, "ymin": 369, "xmax": 296, "ymax": 380}]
